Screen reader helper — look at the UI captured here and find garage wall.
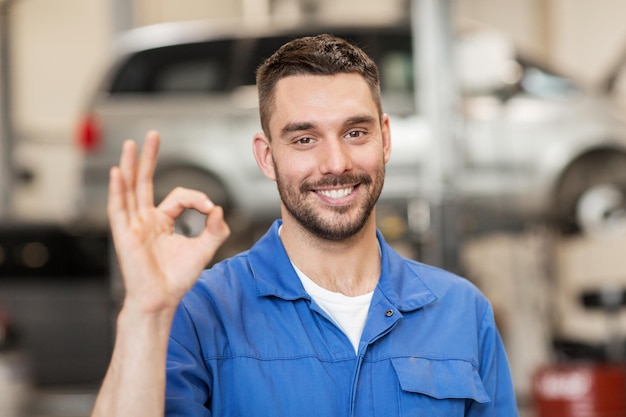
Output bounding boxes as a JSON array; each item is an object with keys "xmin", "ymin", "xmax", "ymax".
[
  {"xmin": 455, "ymin": 0, "xmax": 543, "ymax": 59},
  {"xmin": 11, "ymin": 0, "xmax": 111, "ymax": 141},
  {"xmin": 549, "ymin": 0, "xmax": 626, "ymax": 84},
  {"xmin": 458, "ymin": 0, "xmax": 626, "ymax": 85},
  {"xmin": 133, "ymin": 0, "xmax": 242, "ymax": 26}
]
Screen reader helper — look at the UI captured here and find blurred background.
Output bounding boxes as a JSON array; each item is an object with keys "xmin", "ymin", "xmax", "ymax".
[{"xmin": 3, "ymin": 0, "xmax": 626, "ymax": 416}]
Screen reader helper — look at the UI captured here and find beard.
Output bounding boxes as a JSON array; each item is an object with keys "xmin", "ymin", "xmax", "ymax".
[{"xmin": 275, "ymin": 163, "xmax": 385, "ymax": 241}]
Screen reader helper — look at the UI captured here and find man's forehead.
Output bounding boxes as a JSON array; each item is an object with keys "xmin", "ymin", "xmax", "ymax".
[
  {"xmin": 268, "ymin": 74, "xmax": 379, "ymax": 135},
  {"xmin": 271, "ymin": 73, "xmax": 376, "ymax": 111}
]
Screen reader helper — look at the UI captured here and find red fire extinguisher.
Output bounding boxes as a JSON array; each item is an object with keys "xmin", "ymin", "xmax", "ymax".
[
  {"xmin": 533, "ymin": 363, "xmax": 626, "ymax": 417},
  {"xmin": 533, "ymin": 288, "xmax": 626, "ymax": 417}
]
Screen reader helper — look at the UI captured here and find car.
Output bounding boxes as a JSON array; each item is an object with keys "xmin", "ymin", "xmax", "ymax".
[
  {"xmin": 456, "ymin": 27, "xmax": 626, "ymax": 238},
  {"xmin": 74, "ymin": 18, "xmax": 626, "ymax": 251},
  {"xmin": 75, "ymin": 18, "xmax": 427, "ymax": 249}
]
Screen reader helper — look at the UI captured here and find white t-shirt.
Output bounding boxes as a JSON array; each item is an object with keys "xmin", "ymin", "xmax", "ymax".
[{"xmin": 292, "ymin": 263, "xmax": 373, "ymax": 354}]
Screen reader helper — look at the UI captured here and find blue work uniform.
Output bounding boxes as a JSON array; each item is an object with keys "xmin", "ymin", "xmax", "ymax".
[{"xmin": 166, "ymin": 220, "xmax": 519, "ymax": 416}]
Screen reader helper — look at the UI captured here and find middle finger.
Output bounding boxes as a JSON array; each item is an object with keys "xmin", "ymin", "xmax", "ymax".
[
  {"xmin": 136, "ymin": 131, "xmax": 160, "ymax": 210},
  {"xmin": 119, "ymin": 139, "xmax": 138, "ymax": 213}
]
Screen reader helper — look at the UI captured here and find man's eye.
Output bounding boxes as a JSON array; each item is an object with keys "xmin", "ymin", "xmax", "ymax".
[
  {"xmin": 346, "ymin": 130, "xmax": 365, "ymax": 139},
  {"xmin": 296, "ymin": 137, "xmax": 313, "ymax": 144}
]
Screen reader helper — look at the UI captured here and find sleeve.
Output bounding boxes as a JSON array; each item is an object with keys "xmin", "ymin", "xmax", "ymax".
[
  {"xmin": 165, "ymin": 301, "xmax": 213, "ymax": 417},
  {"xmin": 466, "ymin": 302, "xmax": 520, "ymax": 417}
]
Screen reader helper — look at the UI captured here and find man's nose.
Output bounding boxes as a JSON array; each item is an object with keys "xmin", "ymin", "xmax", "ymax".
[{"xmin": 319, "ymin": 138, "xmax": 353, "ymax": 175}]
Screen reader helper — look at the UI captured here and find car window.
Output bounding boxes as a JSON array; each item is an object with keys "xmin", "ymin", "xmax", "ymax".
[
  {"xmin": 376, "ymin": 33, "xmax": 414, "ymax": 94},
  {"xmin": 239, "ymin": 30, "xmax": 414, "ymax": 95},
  {"xmin": 108, "ymin": 29, "xmax": 415, "ymax": 99},
  {"xmin": 109, "ymin": 39, "xmax": 234, "ymax": 93},
  {"xmin": 240, "ymin": 35, "xmax": 296, "ymax": 87},
  {"xmin": 518, "ymin": 61, "xmax": 579, "ymax": 98}
]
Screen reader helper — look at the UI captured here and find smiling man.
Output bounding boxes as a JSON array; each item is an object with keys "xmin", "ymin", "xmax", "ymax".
[
  {"xmin": 91, "ymin": 34, "xmax": 519, "ymax": 417},
  {"xmin": 255, "ymin": 71, "xmax": 389, "ymax": 254}
]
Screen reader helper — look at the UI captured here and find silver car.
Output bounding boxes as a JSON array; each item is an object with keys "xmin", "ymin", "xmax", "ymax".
[{"xmin": 75, "ymin": 18, "xmax": 626, "ymax": 247}]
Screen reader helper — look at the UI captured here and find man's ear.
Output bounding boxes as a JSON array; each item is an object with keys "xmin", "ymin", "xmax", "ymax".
[
  {"xmin": 381, "ymin": 114, "xmax": 392, "ymax": 164},
  {"xmin": 253, "ymin": 132, "xmax": 277, "ymax": 181}
]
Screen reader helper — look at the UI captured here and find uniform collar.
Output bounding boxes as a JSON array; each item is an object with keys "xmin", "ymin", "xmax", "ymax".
[{"xmin": 249, "ymin": 220, "xmax": 438, "ymax": 312}]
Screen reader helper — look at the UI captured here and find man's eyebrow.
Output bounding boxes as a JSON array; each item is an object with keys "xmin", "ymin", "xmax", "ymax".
[
  {"xmin": 279, "ymin": 115, "xmax": 378, "ymax": 137},
  {"xmin": 345, "ymin": 115, "xmax": 377, "ymax": 126},
  {"xmin": 280, "ymin": 114, "xmax": 376, "ymax": 135},
  {"xmin": 280, "ymin": 121, "xmax": 316, "ymax": 137}
]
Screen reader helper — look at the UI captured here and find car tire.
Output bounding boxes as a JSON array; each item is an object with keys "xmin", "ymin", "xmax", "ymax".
[
  {"xmin": 555, "ymin": 150, "xmax": 626, "ymax": 236},
  {"xmin": 576, "ymin": 183, "xmax": 626, "ymax": 237}
]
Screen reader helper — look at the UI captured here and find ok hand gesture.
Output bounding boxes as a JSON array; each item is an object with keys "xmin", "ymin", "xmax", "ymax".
[{"xmin": 107, "ymin": 131, "xmax": 230, "ymax": 315}]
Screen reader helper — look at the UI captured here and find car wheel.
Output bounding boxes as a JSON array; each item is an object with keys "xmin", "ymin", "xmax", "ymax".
[
  {"xmin": 154, "ymin": 167, "xmax": 230, "ymax": 237},
  {"xmin": 555, "ymin": 151, "xmax": 626, "ymax": 236},
  {"xmin": 576, "ymin": 183, "xmax": 626, "ymax": 237}
]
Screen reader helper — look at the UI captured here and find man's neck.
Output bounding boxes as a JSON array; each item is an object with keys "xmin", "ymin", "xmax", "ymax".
[{"xmin": 279, "ymin": 218, "xmax": 381, "ymax": 297}]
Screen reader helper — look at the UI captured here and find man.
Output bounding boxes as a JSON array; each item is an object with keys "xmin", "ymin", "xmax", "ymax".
[{"xmin": 91, "ymin": 34, "xmax": 518, "ymax": 416}]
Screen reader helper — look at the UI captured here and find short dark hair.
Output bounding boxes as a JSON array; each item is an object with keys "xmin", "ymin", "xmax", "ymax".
[{"xmin": 256, "ymin": 34, "xmax": 382, "ymax": 138}]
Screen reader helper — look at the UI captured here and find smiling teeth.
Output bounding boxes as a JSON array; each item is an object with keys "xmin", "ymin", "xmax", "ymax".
[{"xmin": 318, "ymin": 187, "xmax": 354, "ymax": 199}]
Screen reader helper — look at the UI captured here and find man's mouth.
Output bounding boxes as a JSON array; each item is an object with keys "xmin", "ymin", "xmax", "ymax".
[{"xmin": 316, "ymin": 186, "xmax": 355, "ymax": 199}]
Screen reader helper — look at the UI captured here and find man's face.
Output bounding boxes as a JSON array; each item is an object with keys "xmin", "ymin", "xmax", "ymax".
[{"xmin": 262, "ymin": 73, "xmax": 391, "ymax": 240}]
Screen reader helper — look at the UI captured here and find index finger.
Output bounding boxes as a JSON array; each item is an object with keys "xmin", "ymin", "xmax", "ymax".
[{"xmin": 136, "ymin": 130, "xmax": 160, "ymax": 209}]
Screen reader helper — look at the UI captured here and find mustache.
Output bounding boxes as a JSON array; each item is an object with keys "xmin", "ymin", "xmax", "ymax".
[{"xmin": 300, "ymin": 173, "xmax": 372, "ymax": 193}]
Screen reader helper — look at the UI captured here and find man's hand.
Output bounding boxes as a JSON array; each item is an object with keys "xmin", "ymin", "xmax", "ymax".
[
  {"xmin": 108, "ymin": 130, "xmax": 230, "ymax": 314},
  {"xmin": 91, "ymin": 131, "xmax": 230, "ymax": 417}
]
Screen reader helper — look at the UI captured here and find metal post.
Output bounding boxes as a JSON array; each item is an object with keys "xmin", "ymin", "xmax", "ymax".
[
  {"xmin": 0, "ymin": 0, "xmax": 16, "ymax": 221},
  {"xmin": 411, "ymin": 0, "xmax": 461, "ymax": 272},
  {"xmin": 111, "ymin": 0, "xmax": 135, "ymax": 33}
]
